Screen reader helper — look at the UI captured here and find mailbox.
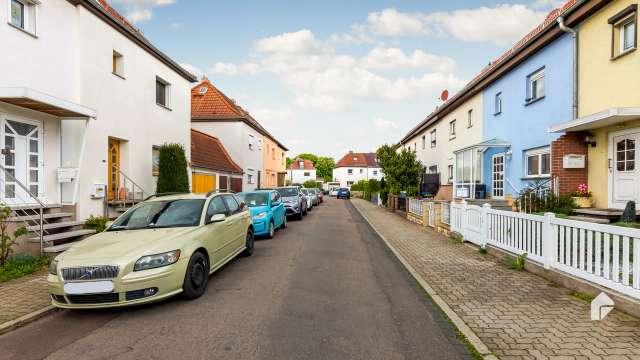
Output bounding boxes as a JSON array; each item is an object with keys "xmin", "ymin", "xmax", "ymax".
[
  {"xmin": 57, "ymin": 168, "xmax": 78, "ymax": 183},
  {"xmin": 563, "ymin": 154, "xmax": 585, "ymax": 169},
  {"xmin": 92, "ymin": 183, "xmax": 106, "ymax": 199}
]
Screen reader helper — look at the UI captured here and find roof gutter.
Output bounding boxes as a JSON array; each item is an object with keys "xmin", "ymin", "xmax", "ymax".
[{"xmin": 557, "ymin": 15, "xmax": 579, "ymax": 120}]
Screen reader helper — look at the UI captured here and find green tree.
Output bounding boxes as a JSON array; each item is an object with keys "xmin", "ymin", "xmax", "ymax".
[
  {"xmin": 375, "ymin": 144, "xmax": 423, "ymax": 195},
  {"xmin": 286, "ymin": 157, "xmax": 294, "ymax": 169},
  {"xmin": 303, "ymin": 180, "xmax": 320, "ymax": 188},
  {"xmin": 156, "ymin": 143, "xmax": 189, "ymax": 193},
  {"xmin": 296, "ymin": 153, "xmax": 319, "ymax": 165},
  {"xmin": 315, "ymin": 156, "xmax": 335, "ymax": 181}
]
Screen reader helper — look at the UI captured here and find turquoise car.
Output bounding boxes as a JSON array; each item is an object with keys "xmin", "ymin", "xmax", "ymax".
[{"xmin": 237, "ymin": 190, "xmax": 286, "ymax": 238}]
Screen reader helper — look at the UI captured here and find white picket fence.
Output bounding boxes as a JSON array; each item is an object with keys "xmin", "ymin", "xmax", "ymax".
[
  {"xmin": 450, "ymin": 201, "xmax": 640, "ymax": 300},
  {"xmin": 408, "ymin": 198, "xmax": 424, "ymax": 216}
]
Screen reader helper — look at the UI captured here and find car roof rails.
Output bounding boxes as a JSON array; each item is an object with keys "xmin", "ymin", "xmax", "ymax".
[
  {"xmin": 144, "ymin": 192, "xmax": 190, "ymax": 201},
  {"xmin": 205, "ymin": 189, "xmax": 236, "ymax": 197}
]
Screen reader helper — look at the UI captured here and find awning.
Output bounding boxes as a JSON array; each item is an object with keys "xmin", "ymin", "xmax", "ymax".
[
  {"xmin": 0, "ymin": 87, "xmax": 96, "ymax": 118},
  {"xmin": 453, "ymin": 138, "xmax": 511, "ymax": 154},
  {"xmin": 549, "ymin": 107, "xmax": 640, "ymax": 133}
]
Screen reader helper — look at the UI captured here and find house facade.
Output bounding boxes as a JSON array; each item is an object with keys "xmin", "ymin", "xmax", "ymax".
[
  {"xmin": 287, "ymin": 158, "xmax": 316, "ymax": 184},
  {"xmin": 1, "ymin": 0, "xmax": 195, "ymax": 223},
  {"xmin": 550, "ymin": 0, "xmax": 640, "ymax": 209},
  {"xmin": 263, "ymin": 135, "xmax": 287, "ymax": 188},
  {"xmin": 191, "ymin": 129, "xmax": 243, "ymax": 193},
  {"xmin": 191, "ymin": 78, "xmax": 287, "ymax": 191},
  {"xmin": 333, "ymin": 152, "xmax": 383, "ymax": 188}
]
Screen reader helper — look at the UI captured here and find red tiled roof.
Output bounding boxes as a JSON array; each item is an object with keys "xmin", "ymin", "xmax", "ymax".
[
  {"xmin": 191, "ymin": 129, "xmax": 243, "ymax": 174},
  {"xmin": 288, "ymin": 158, "xmax": 315, "ymax": 170},
  {"xmin": 335, "ymin": 152, "xmax": 378, "ymax": 168},
  {"xmin": 399, "ymin": 0, "xmax": 580, "ymax": 144},
  {"xmin": 97, "ymin": 0, "xmax": 142, "ymax": 36},
  {"xmin": 191, "ymin": 78, "xmax": 289, "ymax": 151}
]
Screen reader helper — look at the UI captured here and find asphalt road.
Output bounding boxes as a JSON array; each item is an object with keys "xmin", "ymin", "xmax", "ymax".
[{"xmin": 0, "ymin": 198, "xmax": 473, "ymax": 360}]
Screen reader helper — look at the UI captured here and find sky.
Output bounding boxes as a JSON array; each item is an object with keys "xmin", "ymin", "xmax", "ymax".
[{"xmin": 110, "ymin": 0, "xmax": 565, "ymax": 159}]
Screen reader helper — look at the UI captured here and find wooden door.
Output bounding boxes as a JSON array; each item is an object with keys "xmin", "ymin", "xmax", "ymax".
[{"xmin": 107, "ymin": 139, "xmax": 120, "ymax": 200}]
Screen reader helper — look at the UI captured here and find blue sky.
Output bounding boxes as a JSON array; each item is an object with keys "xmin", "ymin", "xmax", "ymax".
[{"xmin": 111, "ymin": 0, "xmax": 564, "ymax": 158}]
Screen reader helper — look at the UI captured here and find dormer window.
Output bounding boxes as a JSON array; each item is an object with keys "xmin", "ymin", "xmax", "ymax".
[
  {"xmin": 199, "ymin": 86, "xmax": 208, "ymax": 94},
  {"xmin": 299, "ymin": 161, "xmax": 304, "ymax": 169}
]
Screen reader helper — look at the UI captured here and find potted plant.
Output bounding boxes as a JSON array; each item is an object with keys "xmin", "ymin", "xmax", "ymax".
[{"xmin": 571, "ymin": 183, "xmax": 592, "ymax": 208}]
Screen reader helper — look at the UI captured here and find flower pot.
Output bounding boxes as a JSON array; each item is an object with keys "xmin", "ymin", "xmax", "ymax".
[{"xmin": 572, "ymin": 197, "xmax": 592, "ymax": 208}]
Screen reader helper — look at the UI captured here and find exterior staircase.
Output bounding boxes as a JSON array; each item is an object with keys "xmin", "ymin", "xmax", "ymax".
[
  {"xmin": 104, "ymin": 164, "xmax": 149, "ymax": 218},
  {"xmin": 8, "ymin": 204, "xmax": 96, "ymax": 254},
  {"xmin": 465, "ymin": 198, "xmax": 513, "ymax": 211},
  {"xmin": 568, "ymin": 208, "xmax": 640, "ymax": 224}
]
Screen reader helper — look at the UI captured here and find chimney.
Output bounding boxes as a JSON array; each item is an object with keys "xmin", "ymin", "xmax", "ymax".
[{"xmin": 348, "ymin": 150, "xmax": 353, "ymax": 154}]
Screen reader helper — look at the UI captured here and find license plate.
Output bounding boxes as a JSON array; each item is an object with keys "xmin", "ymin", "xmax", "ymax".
[{"xmin": 64, "ymin": 281, "xmax": 114, "ymax": 295}]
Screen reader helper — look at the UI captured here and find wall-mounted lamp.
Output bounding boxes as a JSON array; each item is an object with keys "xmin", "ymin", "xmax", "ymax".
[{"xmin": 584, "ymin": 133, "xmax": 596, "ymax": 147}]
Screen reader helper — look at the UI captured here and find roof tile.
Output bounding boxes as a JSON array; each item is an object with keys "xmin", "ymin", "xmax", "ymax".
[
  {"xmin": 335, "ymin": 152, "xmax": 378, "ymax": 168},
  {"xmin": 191, "ymin": 129, "xmax": 243, "ymax": 174}
]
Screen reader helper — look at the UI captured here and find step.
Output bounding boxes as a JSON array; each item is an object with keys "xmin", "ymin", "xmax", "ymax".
[
  {"xmin": 9, "ymin": 203, "xmax": 62, "ymax": 211},
  {"xmin": 568, "ymin": 215, "xmax": 611, "ymax": 224},
  {"xmin": 8, "ymin": 212, "xmax": 73, "ymax": 222},
  {"xmin": 29, "ymin": 229, "xmax": 96, "ymax": 243},
  {"xmin": 43, "ymin": 242, "xmax": 74, "ymax": 253},
  {"xmin": 26, "ymin": 220, "xmax": 84, "ymax": 232}
]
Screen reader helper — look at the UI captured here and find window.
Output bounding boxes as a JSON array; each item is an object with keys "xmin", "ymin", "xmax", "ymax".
[
  {"xmin": 421, "ymin": 135, "xmax": 426, "ymax": 149},
  {"xmin": 526, "ymin": 68, "xmax": 545, "ymax": 102},
  {"xmin": 222, "ymin": 195, "xmax": 240, "ymax": 215},
  {"xmin": 206, "ymin": 197, "xmax": 228, "ymax": 219},
  {"xmin": 9, "ymin": 0, "xmax": 37, "ymax": 35},
  {"xmin": 152, "ymin": 146, "xmax": 160, "ymax": 176},
  {"xmin": 298, "ymin": 161, "xmax": 304, "ymax": 169},
  {"xmin": 155, "ymin": 77, "xmax": 171, "ymax": 108},
  {"xmin": 247, "ymin": 173, "xmax": 254, "ymax": 184},
  {"xmin": 430, "ymin": 129, "xmax": 437, "ymax": 148},
  {"xmin": 112, "ymin": 50, "xmax": 124, "ymax": 78},
  {"xmin": 616, "ymin": 139, "xmax": 635, "ymax": 171},
  {"xmin": 467, "ymin": 109, "xmax": 473, "ymax": 128},
  {"xmin": 428, "ymin": 165, "xmax": 438, "ymax": 174},
  {"xmin": 414, "ymin": 142, "xmax": 416, "ymax": 151},
  {"xmin": 272, "ymin": 147, "xmax": 275, "ymax": 160},
  {"xmin": 525, "ymin": 147, "xmax": 551, "ymax": 177},
  {"xmin": 495, "ymin": 92, "xmax": 503, "ymax": 114},
  {"xmin": 609, "ymin": 5, "xmax": 637, "ymax": 58},
  {"xmin": 449, "ymin": 120, "xmax": 456, "ymax": 139},
  {"xmin": 359, "ymin": 169, "xmax": 364, "ymax": 174},
  {"xmin": 348, "ymin": 169, "xmax": 353, "ymax": 175},
  {"xmin": 447, "ymin": 164, "xmax": 454, "ymax": 182},
  {"xmin": 248, "ymin": 134, "xmax": 255, "ymax": 150},
  {"xmin": 347, "ymin": 181, "xmax": 354, "ymax": 186},
  {"xmin": 303, "ymin": 172, "xmax": 310, "ymax": 176}
]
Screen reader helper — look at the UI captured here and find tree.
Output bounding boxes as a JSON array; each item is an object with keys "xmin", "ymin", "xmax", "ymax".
[
  {"xmin": 375, "ymin": 144, "xmax": 423, "ymax": 195},
  {"xmin": 156, "ymin": 143, "xmax": 189, "ymax": 193},
  {"xmin": 286, "ymin": 157, "xmax": 294, "ymax": 169},
  {"xmin": 296, "ymin": 153, "xmax": 318, "ymax": 165},
  {"xmin": 315, "ymin": 156, "xmax": 335, "ymax": 181}
]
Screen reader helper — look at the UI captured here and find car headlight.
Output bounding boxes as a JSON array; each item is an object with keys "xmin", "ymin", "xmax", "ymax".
[
  {"xmin": 48, "ymin": 259, "xmax": 58, "ymax": 275},
  {"xmin": 134, "ymin": 250, "xmax": 181, "ymax": 272},
  {"xmin": 254, "ymin": 211, "xmax": 268, "ymax": 220}
]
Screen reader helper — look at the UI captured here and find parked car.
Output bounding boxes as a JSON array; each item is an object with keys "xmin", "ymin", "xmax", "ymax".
[
  {"xmin": 275, "ymin": 186, "xmax": 307, "ymax": 220},
  {"xmin": 329, "ymin": 188, "xmax": 339, "ymax": 197},
  {"xmin": 337, "ymin": 188, "xmax": 351, "ymax": 199},
  {"xmin": 315, "ymin": 188, "xmax": 324, "ymax": 203},
  {"xmin": 304, "ymin": 188, "xmax": 319, "ymax": 206},
  {"xmin": 48, "ymin": 192, "xmax": 253, "ymax": 309},
  {"xmin": 300, "ymin": 188, "xmax": 314, "ymax": 210},
  {"xmin": 237, "ymin": 190, "xmax": 286, "ymax": 239}
]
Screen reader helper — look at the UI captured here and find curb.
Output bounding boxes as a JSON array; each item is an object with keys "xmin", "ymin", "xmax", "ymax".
[
  {"xmin": 0, "ymin": 305, "xmax": 57, "ymax": 336},
  {"xmin": 351, "ymin": 200, "xmax": 497, "ymax": 360}
]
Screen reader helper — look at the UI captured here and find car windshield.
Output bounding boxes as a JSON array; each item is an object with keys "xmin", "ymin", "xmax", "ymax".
[
  {"xmin": 277, "ymin": 188, "xmax": 299, "ymax": 197},
  {"xmin": 108, "ymin": 199, "xmax": 205, "ymax": 231},
  {"xmin": 301, "ymin": 189, "xmax": 309, "ymax": 195},
  {"xmin": 238, "ymin": 193, "xmax": 269, "ymax": 207}
]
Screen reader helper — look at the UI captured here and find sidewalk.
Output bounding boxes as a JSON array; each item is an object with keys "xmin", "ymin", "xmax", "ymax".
[
  {"xmin": 0, "ymin": 270, "xmax": 53, "ymax": 333},
  {"xmin": 351, "ymin": 199, "xmax": 640, "ymax": 360}
]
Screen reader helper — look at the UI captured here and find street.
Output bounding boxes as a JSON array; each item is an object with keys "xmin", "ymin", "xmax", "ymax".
[{"xmin": 0, "ymin": 198, "xmax": 472, "ymax": 360}]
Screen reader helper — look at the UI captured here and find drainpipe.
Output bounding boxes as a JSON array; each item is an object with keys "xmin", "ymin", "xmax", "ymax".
[{"xmin": 557, "ymin": 16, "xmax": 578, "ymax": 120}]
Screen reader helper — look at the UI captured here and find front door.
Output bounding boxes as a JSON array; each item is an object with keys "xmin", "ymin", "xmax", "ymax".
[
  {"xmin": 107, "ymin": 139, "xmax": 120, "ymax": 200},
  {"xmin": 610, "ymin": 132, "xmax": 640, "ymax": 208},
  {"xmin": 492, "ymin": 153, "xmax": 505, "ymax": 199},
  {"xmin": 1, "ymin": 119, "xmax": 42, "ymax": 205}
]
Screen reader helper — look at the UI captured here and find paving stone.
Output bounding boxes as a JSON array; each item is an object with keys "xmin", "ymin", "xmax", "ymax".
[{"xmin": 0, "ymin": 270, "xmax": 49, "ymax": 325}]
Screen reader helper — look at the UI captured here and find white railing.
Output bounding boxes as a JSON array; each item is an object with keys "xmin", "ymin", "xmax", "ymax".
[
  {"xmin": 440, "ymin": 202, "xmax": 450, "ymax": 225},
  {"xmin": 450, "ymin": 200, "xmax": 640, "ymax": 300},
  {"xmin": 408, "ymin": 198, "xmax": 424, "ymax": 216},
  {"xmin": 427, "ymin": 202, "xmax": 435, "ymax": 227}
]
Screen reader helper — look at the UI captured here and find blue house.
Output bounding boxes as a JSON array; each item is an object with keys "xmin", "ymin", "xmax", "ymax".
[{"xmin": 454, "ymin": 32, "xmax": 574, "ymax": 200}]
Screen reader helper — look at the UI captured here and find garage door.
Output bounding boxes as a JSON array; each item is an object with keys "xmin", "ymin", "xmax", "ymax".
[
  {"xmin": 231, "ymin": 177, "xmax": 242, "ymax": 193},
  {"xmin": 192, "ymin": 173, "xmax": 217, "ymax": 193}
]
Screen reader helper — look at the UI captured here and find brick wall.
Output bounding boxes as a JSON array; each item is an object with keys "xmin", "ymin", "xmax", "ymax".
[{"xmin": 550, "ymin": 132, "xmax": 588, "ymax": 196}]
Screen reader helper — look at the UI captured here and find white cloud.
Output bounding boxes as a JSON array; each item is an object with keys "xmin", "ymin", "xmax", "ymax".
[
  {"xmin": 210, "ymin": 62, "xmax": 261, "ymax": 76},
  {"xmin": 254, "ymin": 29, "xmax": 324, "ymax": 54},
  {"xmin": 531, "ymin": 0, "xmax": 566, "ymax": 9},
  {"xmin": 373, "ymin": 118, "xmax": 398, "ymax": 130},
  {"xmin": 247, "ymin": 107, "xmax": 293, "ymax": 134},
  {"xmin": 110, "ymin": 0, "xmax": 175, "ymax": 23},
  {"xmin": 360, "ymin": 46, "xmax": 456, "ymax": 72},
  {"xmin": 367, "ymin": 9, "xmax": 427, "ymax": 36}
]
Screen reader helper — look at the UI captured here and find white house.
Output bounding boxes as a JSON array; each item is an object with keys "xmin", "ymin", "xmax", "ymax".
[
  {"xmin": 287, "ymin": 158, "xmax": 316, "ymax": 184},
  {"xmin": 333, "ymin": 151, "xmax": 383, "ymax": 188},
  {"xmin": 1, "ymin": 0, "xmax": 195, "ymax": 252}
]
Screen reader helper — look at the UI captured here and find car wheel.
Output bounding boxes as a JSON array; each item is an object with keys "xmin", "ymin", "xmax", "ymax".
[
  {"xmin": 296, "ymin": 211, "xmax": 303, "ymax": 220},
  {"xmin": 267, "ymin": 221, "xmax": 275, "ymax": 239},
  {"xmin": 242, "ymin": 229, "xmax": 255, "ymax": 256},
  {"xmin": 181, "ymin": 252, "xmax": 209, "ymax": 300},
  {"xmin": 281, "ymin": 216, "xmax": 287, "ymax": 229},
  {"xmin": 303, "ymin": 207, "xmax": 308, "ymax": 216}
]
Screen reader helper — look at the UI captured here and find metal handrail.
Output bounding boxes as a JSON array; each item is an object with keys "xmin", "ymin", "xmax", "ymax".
[
  {"xmin": 107, "ymin": 164, "xmax": 151, "ymax": 216},
  {"xmin": 0, "ymin": 163, "xmax": 45, "ymax": 254}
]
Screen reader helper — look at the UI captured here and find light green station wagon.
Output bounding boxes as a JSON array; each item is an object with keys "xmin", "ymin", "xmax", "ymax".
[{"xmin": 48, "ymin": 192, "xmax": 253, "ymax": 308}]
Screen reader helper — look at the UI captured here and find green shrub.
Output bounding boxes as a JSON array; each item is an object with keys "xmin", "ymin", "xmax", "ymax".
[
  {"xmin": 503, "ymin": 253, "xmax": 527, "ymax": 271},
  {"xmin": 479, "ymin": 246, "xmax": 488, "ymax": 255},
  {"xmin": 450, "ymin": 232, "xmax": 464, "ymax": 243},
  {"xmin": 303, "ymin": 180, "xmax": 320, "ymax": 189},
  {"xmin": 156, "ymin": 143, "xmax": 189, "ymax": 193},
  {"xmin": 0, "ymin": 203, "xmax": 27, "ymax": 267},
  {"xmin": 0, "ymin": 254, "xmax": 49, "ymax": 283},
  {"xmin": 85, "ymin": 216, "xmax": 110, "ymax": 233}
]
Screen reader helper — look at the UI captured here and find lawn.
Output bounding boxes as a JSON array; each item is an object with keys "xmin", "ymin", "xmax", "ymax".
[{"xmin": 0, "ymin": 254, "xmax": 50, "ymax": 283}]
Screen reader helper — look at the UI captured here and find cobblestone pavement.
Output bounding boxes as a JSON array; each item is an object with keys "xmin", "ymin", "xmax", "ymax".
[
  {"xmin": 351, "ymin": 199, "xmax": 640, "ymax": 360},
  {"xmin": 0, "ymin": 270, "xmax": 50, "ymax": 325}
]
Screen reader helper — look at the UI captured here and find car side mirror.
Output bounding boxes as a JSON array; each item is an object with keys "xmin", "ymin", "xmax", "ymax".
[{"xmin": 209, "ymin": 213, "xmax": 226, "ymax": 223}]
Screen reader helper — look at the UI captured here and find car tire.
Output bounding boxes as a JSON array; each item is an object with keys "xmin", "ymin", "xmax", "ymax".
[
  {"xmin": 296, "ymin": 211, "xmax": 303, "ymax": 220},
  {"xmin": 281, "ymin": 216, "xmax": 287, "ymax": 229},
  {"xmin": 181, "ymin": 252, "xmax": 209, "ymax": 300},
  {"xmin": 267, "ymin": 221, "xmax": 275, "ymax": 239},
  {"xmin": 242, "ymin": 229, "xmax": 255, "ymax": 256}
]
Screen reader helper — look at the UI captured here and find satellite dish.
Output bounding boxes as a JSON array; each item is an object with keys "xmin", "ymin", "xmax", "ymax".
[{"xmin": 440, "ymin": 89, "xmax": 449, "ymax": 102}]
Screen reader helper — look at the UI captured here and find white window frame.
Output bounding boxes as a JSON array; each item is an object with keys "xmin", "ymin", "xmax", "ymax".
[
  {"xmin": 527, "ymin": 68, "xmax": 545, "ymax": 102},
  {"xmin": 495, "ymin": 92, "xmax": 502, "ymax": 114},
  {"xmin": 155, "ymin": 76, "xmax": 172, "ymax": 109},
  {"xmin": 421, "ymin": 135, "xmax": 426, "ymax": 150},
  {"xmin": 347, "ymin": 169, "xmax": 353, "ymax": 175},
  {"xmin": 620, "ymin": 17, "xmax": 636, "ymax": 53},
  {"xmin": 430, "ymin": 129, "xmax": 436, "ymax": 148},
  {"xmin": 248, "ymin": 134, "xmax": 255, "ymax": 151},
  {"xmin": 449, "ymin": 120, "xmax": 456, "ymax": 139},
  {"xmin": 524, "ymin": 147, "xmax": 551, "ymax": 178},
  {"xmin": 112, "ymin": 50, "xmax": 125, "ymax": 78},
  {"xmin": 8, "ymin": 0, "xmax": 38, "ymax": 36},
  {"xmin": 447, "ymin": 164, "xmax": 454, "ymax": 183}
]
